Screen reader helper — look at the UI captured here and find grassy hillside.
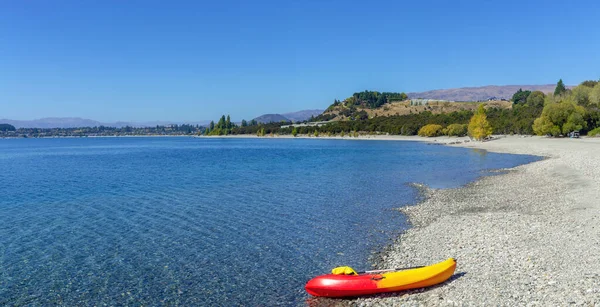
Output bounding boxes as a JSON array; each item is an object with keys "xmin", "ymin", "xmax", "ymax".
[{"xmin": 317, "ymin": 94, "xmax": 512, "ymax": 122}]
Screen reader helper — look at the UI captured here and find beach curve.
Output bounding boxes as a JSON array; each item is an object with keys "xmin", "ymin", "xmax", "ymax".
[{"xmin": 309, "ymin": 135, "xmax": 600, "ymax": 306}]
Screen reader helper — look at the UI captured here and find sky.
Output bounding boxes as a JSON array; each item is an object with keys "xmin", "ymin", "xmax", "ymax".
[{"xmin": 1, "ymin": 0, "xmax": 599, "ymax": 122}]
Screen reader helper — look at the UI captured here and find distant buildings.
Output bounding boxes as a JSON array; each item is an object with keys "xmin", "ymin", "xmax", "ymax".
[{"xmin": 280, "ymin": 121, "xmax": 330, "ymax": 129}]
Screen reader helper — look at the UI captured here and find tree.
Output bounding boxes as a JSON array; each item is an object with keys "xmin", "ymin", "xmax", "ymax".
[
  {"xmin": 217, "ymin": 115, "xmax": 226, "ymax": 129},
  {"xmin": 226, "ymin": 115, "xmax": 231, "ymax": 129},
  {"xmin": 554, "ymin": 79, "xmax": 567, "ymax": 96},
  {"xmin": 355, "ymin": 110, "xmax": 368, "ymax": 120},
  {"xmin": 590, "ymin": 83, "xmax": 600, "ymax": 106},
  {"xmin": 532, "ymin": 99, "xmax": 587, "ymax": 136},
  {"xmin": 571, "ymin": 85, "xmax": 592, "ymax": 106},
  {"xmin": 241, "ymin": 119, "xmax": 248, "ymax": 127},
  {"xmin": 209, "ymin": 121, "xmax": 215, "ymax": 130},
  {"xmin": 0, "ymin": 124, "xmax": 16, "ymax": 131},
  {"xmin": 468, "ymin": 104, "xmax": 492, "ymax": 140},
  {"xmin": 532, "ymin": 115, "xmax": 559, "ymax": 136},
  {"xmin": 525, "ymin": 91, "xmax": 546, "ymax": 108},
  {"xmin": 291, "ymin": 127, "xmax": 298, "ymax": 137},
  {"xmin": 512, "ymin": 88, "xmax": 531, "ymax": 104},
  {"xmin": 580, "ymin": 80, "xmax": 599, "ymax": 88},
  {"xmin": 563, "ymin": 112, "xmax": 586, "ymax": 134},
  {"xmin": 375, "ymin": 94, "xmax": 387, "ymax": 108}
]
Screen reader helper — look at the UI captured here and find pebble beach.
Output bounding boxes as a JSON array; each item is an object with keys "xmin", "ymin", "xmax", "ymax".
[{"xmin": 318, "ymin": 135, "xmax": 600, "ymax": 306}]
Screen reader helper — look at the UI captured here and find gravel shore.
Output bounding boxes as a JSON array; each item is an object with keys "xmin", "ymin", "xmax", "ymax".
[{"xmin": 315, "ymin": 136, "xmax": 600, "ymax": 306}]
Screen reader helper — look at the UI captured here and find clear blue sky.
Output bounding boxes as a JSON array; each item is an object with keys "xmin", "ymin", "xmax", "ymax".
[{"xmin": 1, "ymin": 0, "xmax": 599, "ymax": 122}]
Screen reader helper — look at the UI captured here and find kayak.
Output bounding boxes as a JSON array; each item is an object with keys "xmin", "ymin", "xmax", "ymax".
[{"xmin": 305, "ymin": 258, "xmax": 456, "ymax": 297}]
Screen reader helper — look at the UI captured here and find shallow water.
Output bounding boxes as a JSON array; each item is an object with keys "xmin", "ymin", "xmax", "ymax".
[{"xmin": 0, "ymin": 137, "xmax": 540, "ymax": 305}]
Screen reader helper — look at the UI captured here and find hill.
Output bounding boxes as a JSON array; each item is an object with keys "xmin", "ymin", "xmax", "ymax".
[
  {"xmin": 0, "ymin": 117, "xmax": 211, "ymax": 129},
  {"xmin": 251, "ymin": 109, "xmax": 325, "ymax": 124},
  {"xmin": 407, "ymin": 84, "xmax": 572, "ymax": 101},
  {"xmin": 252, "ymin": 114, "xmax": 290, "ymax": 124},
  {"xmin": 316, "ymin": 90, "xmax": 512, "ymax": 122},
  {"xmin": 282, "ymin": 109, "xmax": 324, "ymax": 122},
  {"xmin": 320, "ymin": 100, "xmax": 512, "ymax": 122}
]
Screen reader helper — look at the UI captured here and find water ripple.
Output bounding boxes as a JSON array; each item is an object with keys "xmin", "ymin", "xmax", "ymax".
[{"xmin": 0, "ymin": 137, "xmax": 541, "ymax": 305}]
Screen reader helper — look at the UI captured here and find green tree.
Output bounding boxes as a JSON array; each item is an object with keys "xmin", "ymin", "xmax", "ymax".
[
  {"xmin": 0, "ymin": 124, "xmax": 16, "ymax": 131},
  {"xmin": 590, "ymin": 83, "xmax": 600, "ymax": 106},
  {"xmin": 532, "ymin": 115, "xmax": 560, "ymax": 136},
  {"xmin": 532, "ymin": 100, "xmax": 587, "ymax": 136},
  {"xmin": 580, "ymin": 80, "xmax": 599, "ymax": 88},
  {"xmin": 291, "ymin": 127, "xmax": 298, "ymax": 137},
  {"xmin": 217, "ymin": 115, "xmax": 226, "ymax": 129},
  {"xmin": 525, "ymin": 91, "xmax": 546, "ymax": 108},
  {"xmin": 512, "ymin": 88, "xmax": 531, "ymax": 104},
  {"xmin": 226, "ymin": 115, "xmax": 232, "ymax": 129},
  {"xmin": 554, "ymin": 79, "xmax": 567, "ymax": 96},
  {"xmin": 375, "ymin": 94, "xmax": 387, "ymax": 108},
  {"xmin": 241, "ymin": 119, "xmax": 248, "ymax": 127},
  {"xmin": 468, "ymin": 104, "xmax": 492, "ymax": 140},
  {"xmin": 571, "ymin": 85, "xmax": 592, "ymax": 106},
  {"xmin": 563, "ymin": 112, "xmax": 586, "ymax": 134}
]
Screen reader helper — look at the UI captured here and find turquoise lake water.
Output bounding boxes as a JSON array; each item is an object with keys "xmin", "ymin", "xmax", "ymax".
[{"xmin": 0, "ymin": 137, "xmax": 541, "ymax": 305}]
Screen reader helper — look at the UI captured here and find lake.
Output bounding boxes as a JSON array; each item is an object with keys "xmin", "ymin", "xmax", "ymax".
[{"xmin": 0, "ymin": 137, "xmax": 540, "ymax": 305}]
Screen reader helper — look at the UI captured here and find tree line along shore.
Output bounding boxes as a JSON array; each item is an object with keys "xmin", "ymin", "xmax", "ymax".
[
  {"xmin": 3, "ymin": 79, "xmax": 600, "ymax": 139},
  {"xmin": 206, "ymin": 79, "xmax": 600, "ymax": 139}
]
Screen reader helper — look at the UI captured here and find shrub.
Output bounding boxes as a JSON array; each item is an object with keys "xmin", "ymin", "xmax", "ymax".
[
  {"xmin": 418, "ymin": 124, "xmax": 443, "ymax": 137},
  {"xmin": 445, "ymin": 123, "xmax": 468, "ymax": 136},
  {"xmin": 588, "ymin": 127, "xmax": 600, "ymax": 137}
]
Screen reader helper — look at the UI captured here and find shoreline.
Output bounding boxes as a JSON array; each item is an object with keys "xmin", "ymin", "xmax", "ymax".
[
  {"xmin": 347, "ymin": 136, "xmax": 600, "ymax": 305},
  {"xmin": 5, "ymin": 133, "xmax": 599, "ymax": 303}
]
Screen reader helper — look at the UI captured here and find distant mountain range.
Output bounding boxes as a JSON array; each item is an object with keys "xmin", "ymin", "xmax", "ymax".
[
  {"xmin": 0, "ymin": 117, "xmax": 211, "ymax": 129},
  {"xmin": 407, "ymin": 84, "xmax": 572, "ymax": 102},
  {"xmin": 252, "ymin": 109, "xmax": 324, "ymax": 124},
  {"xmin": 1, "ymin": 109, "xmax": 325, "ymax": 128},
  {"xmin": 281, "ymin": 109, "xmax": 324, "ymax": 122},
  {"xmin": 252, "ymin": 114, "xmax": 290, "ymax": 124}
]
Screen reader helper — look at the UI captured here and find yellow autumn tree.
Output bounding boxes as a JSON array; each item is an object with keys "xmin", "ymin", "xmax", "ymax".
[{"xmin": 468, "ymin": 104, "xmax": 492, "ymax": 141}]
